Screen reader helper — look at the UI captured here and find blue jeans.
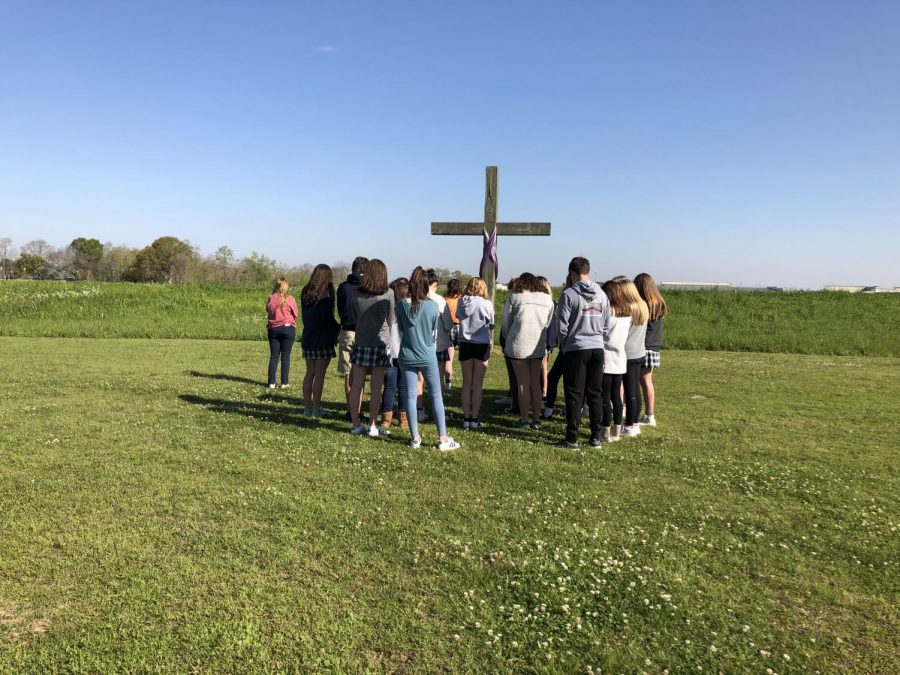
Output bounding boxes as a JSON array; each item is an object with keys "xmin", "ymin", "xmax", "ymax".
[
  {"xmin": 267, "ymin": 325, "xmax": 295, "ymax": 385},
  {"xmin": 401, "ymin": 360, "xmax": 446, "ymax": 438},
  {"xmin": 381, "ymin": 360, "xmax": 407, "ymax": 414}
]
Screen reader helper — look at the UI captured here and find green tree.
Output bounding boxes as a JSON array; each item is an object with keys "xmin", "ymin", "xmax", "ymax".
[
  {"xmin": 241, "ymin": 251, "xmax": 277, "ymax": 285},
  {"xmin": 14, "ymin": 253, "xmax": 46, "ymax": 279},
  {"xmin": 70, "ymin": 237, "xmax": 104, "ymax": 280},
  {"xmin": 129, "ymin": 237, "xmax": 195, "ymax": 283}
]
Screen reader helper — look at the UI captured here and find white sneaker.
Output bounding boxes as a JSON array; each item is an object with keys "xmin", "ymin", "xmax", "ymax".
[
  {"xmin": 268, "ymin": 384, "xmax": 276, "ymax": 390},
  {"xmin": 410, "ymin": 436, "xmax": 422, "ymax": 449},
  {"xmin": 542, "ymin": 406, "xmax": 554, "ymax": 419},
  {"xmin": 638, "ymin": 414, "xmax": 656, "ymax": 427},
  {"xmin": 350, "ymin": 424, "xmax": 368, "ymax": 435},
  {"xmin": 494, "ymin": 395, "xmax": 512, "ymax": 405},
  {"xmin": 469, "ymin": 419, "xmax": 483, "ymax": 430},
  {"xmin": 621, "ymin": 425, "xmax": 641, "ymax": 437},
  {"xmin": 368, "ymin": 425, "xmax": 390, "ymax": 437},
  {"xmin": 438, "ymin": 437, "xmax": 460, "ymax": 452},
  {"xmin": 280, "ymin": 384, "xmax": 291, "ymax": 389}
]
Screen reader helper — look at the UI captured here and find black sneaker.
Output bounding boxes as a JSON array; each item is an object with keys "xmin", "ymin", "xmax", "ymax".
[
  {"xmin": 530, "ymin": 421, "xmax": 542, "ymax": 430},
  {"xmin": 556, "ymin": 439, "xmax": 580, "ymax": 451},
  {"xmin": 589, "ymin": 435, "xmax": 603, "ymax": 448}
]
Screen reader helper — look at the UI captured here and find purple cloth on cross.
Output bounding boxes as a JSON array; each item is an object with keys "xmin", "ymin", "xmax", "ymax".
[{"xmin": 480, "ymin": 226, "xmax": 498, "ymax": 279}]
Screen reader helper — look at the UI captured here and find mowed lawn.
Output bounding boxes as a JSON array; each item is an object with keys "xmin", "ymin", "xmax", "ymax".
[{"xmin": 1, "ymin": 337, "xmax": 898, "ymax": 672}]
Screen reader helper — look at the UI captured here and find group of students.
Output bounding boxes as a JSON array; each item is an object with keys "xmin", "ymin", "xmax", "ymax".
[{"xmin": 264, "ymin": 255, "xmax": 667, "ymax": 451}]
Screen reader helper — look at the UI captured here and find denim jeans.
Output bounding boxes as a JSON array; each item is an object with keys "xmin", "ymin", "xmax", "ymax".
[
  {"xmin": 381, "ymin": 360, "xmax": 407, "ymax": 414},
  {"xmin": 267, "ymin": 325, "xmax": 295, "ymax": 385},
  {"xmin": 401, "ymin": 360, "xmax": 446, "ymax": 438}
]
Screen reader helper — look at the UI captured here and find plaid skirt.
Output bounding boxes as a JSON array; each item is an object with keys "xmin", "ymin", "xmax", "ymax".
[
  {"xmin": 303, "ymin": 346, "xmax": 335, "ymax": 360},
  {"xmin": 436, "ymin": 349, "xmax": 450, "ymax": 363},
  {"xmin": 350, "ymin": 344, "xmax": 391, "ymax": 368},
  {"xmin": 642, "ymin": 350, "xmax": 661, "ymax": 368}
]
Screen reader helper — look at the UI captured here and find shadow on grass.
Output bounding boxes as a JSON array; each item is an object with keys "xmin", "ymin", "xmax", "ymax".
[{"xmin": 187, "ymin": 370, "xmax": 261, "ymax": 386}]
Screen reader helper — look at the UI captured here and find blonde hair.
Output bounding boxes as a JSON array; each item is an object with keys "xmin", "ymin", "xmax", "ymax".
[
  {"xmin": 464, "ymin": 276, "xmax": 489, "ymax": 299},
  {"xmin": 273, "ymin": 277, "xmax": 290, "ymax": 308},
  {"xmin": 619, "ymin": 279, "xmax": 649, "ymax": 325}
]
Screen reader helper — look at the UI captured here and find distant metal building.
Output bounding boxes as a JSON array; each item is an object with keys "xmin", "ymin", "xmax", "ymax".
[{"xmin": 660, "ymin": 281, "xmax": 733, "ymax": 291}]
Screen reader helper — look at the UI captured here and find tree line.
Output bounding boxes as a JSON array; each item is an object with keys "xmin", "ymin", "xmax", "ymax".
[{"xmin": 0, "ymin": 236, "xmax": 464, "ymax": 286}]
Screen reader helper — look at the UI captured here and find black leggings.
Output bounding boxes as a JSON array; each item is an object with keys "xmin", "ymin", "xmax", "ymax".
[
  {"xmin": 545, "ymin": 351, "xmax": 567, "ymax": 408},
  {"xmin": 601, "ymin": 373, "xmax": 624, "ymax": 427},
  {"xmin": 623, "ymin": 358, "xmax": 643, "ymax": 425}
]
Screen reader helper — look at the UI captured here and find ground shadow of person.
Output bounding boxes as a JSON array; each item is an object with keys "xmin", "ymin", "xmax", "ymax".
[{"xmin": 186, "ymin": 371, "xmax": 261, "ymax": 386}]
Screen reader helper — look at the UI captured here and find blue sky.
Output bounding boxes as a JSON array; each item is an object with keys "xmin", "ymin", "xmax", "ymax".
[{"xmin": 1, "ymin": 0, "xmax": 898, "ymax": 288}]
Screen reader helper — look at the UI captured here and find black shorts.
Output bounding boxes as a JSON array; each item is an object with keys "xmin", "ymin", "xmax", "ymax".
[{"xmin": 458, "ymin": 342, "xmax": 491, "ymax": 362}]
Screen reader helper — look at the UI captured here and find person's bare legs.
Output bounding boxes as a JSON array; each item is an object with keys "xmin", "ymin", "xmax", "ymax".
[
  {"xmin": 640, "ymin": 367, "xmax": 655, "ymax": 416},
  {"xmin": 303, "ymin": 360, "xmax": 315, "ymax": 412},
  {"xmin": 368, "ymin": 366, "xmax": 386, "ymax": 427},
  {"xmin": 471, "ymin": 358, "xmax": 488, "ymax": 419},
  {"xmin": 541, "ymin": 353, "xmax": 549, "ymax": 398},
  {"xmin": 529, "ymin": 358, "xmax": 543, "ymax": 422},
  {"xmin": 312, "ymin": 359, "xmax": 330, "ymax": 411},
  {"xmin": 348, "ymin": 366, "xmax": 368, "ymax": 426},
  {"xmin": 461, "ymin": 358, "xmax": 475, "ymax": 418},
  {"xmin": 445, "ymin": 346, "xmax": 454, "ymax": 383},
  {"xmin": 511, "ymin": 359, "xmax": 532, "ymax": 423}
]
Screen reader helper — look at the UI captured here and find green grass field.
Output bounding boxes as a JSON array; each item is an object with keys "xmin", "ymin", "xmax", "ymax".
[
  {"xmin": 1, "ymin": 334, "xmax": 898, "ymax": 672},
  {"xmin": 2, "ymin": 281, "xmax": 899, "ymax": 355}
]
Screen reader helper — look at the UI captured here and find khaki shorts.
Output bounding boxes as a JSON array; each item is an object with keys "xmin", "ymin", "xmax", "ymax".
[{"xmin": 337, "ymin": 329, "xmax": 356, "ymax": 375}]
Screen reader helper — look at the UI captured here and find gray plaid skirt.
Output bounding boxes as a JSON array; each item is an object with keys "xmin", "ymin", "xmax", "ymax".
[
  {"xmin": 436, "ymin": 349, "xmax": 450, "ymax": 363},
  {"xmin": 303, "ymin": 346, "xmax": 336, "ymax": 360},
  {"xmin": 350, "ymin": 344, "xmax": 391, "ymax": 368},
  {"xmin": 642, "ymin": 350, "xmax": 661, "ymax": 368}
]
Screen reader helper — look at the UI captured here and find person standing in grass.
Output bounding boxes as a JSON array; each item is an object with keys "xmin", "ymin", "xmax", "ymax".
[
  {"xmin": 455, "ymin": 277, "xmax": 495, "ymax": 430},
  {"xmin": 300, "ymin": 264, "xmax": 340, "ymax": 417},
  {"xmin": 265, "ymin": 277, "xmax": 298, "ymax": 390},
  {"xmin": 443, "ymin": 278, "xmax": 463, "ymax": 390},
  {"xmin": 556, "ymin": 257, "xmax": 613, "ymax": 450},
  {"xmin": 542, "ymin": 274, "xmax": 572, "ymax": 419},
  {"xmin": 336, "ymin": 256, "xmax": 368, "ymax": 416},
  {"xmin": 502, "ymin": 272, "xmax": 555, "ymax": 430},
  {"xmin": 396, "ymin": 266, "xmax": 460, "ymax": 451},
  {"xmin": 598, "ymin": 279, "xmax": 631, "ymax": 442},
  {"xmin": 348, "ymin": 259, "xmax": 394, "ymax": 437},
  {"xmin": 619, "ymin": 278, "xmax": 650, "ymax": 437},
  {"xmin": 426, "ymin": 269, "xmax": 455, "ymax": 392},
  {"xmin": 380, "ymin": 277, "xmax": 410, "ymax": 431},
  {"xmin": 634, "ymin": 272, "xmax": 667, "ymax": 427}
]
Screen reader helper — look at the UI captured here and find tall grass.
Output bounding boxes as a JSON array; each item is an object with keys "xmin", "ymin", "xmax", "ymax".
[{"xmin": 1, "ymin": 281, "xmax": 898, "ymax": 356}]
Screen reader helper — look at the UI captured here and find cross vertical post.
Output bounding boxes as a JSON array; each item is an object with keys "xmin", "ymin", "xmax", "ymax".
[{"xmin": 481, "ymin": 166, "xmax": 498, "ymax": 297}]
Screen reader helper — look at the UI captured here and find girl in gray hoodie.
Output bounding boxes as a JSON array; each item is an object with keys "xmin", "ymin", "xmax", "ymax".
[{"xmin": 455, "ymin": 277, "xmax": 495, "ymax": 429}]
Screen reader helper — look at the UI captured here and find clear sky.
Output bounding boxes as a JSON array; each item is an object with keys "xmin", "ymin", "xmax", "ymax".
[{"xmin": 1, "ymin": 0, "xmax": 898, "ymax": 288}]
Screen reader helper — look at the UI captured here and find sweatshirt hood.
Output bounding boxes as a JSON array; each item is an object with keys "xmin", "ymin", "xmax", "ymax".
[
  {"xmin": 459, "ymin": 295, "xmax": 481, "ymax": 311},
  {"xmin": 573, "ymin": 279, "xmax": 601, "ymax": 299}
]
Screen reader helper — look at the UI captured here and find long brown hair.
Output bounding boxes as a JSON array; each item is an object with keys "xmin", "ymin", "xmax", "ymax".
[
  {"xmin": 359, "ymin": 259, "xmax": 388, "ymax": 295},
  {"xmin": 601, "ymin": 280, "xmax": 630, "ymax": 318},
  {"xmin": 408, "ymin": 266, "xmax": 430, "ymax": 314},
  {"xmin": 272, "ymin": 277, "xmax": 289, "ymax": 308},
  {"xmin": 634, "ymin": 272, "xmax": 668, "ymax": 321},
  {"xmin": 301, "ymin": 264, "xmax": 334, "ymax": 306}
]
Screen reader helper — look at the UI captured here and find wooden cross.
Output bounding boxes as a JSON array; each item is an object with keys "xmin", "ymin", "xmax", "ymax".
[{"xmin": 431, "ymin": 166, "xmax": 551, "ymax": 298}]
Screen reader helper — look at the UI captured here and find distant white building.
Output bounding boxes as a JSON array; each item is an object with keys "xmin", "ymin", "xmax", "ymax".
[
  {"xmin": 825, "ymin": 285, "xmax": 900, "ymax": 293},
  {"xmin": 660, "ymin": 281, "xmax": 733, "ymax": 291}
]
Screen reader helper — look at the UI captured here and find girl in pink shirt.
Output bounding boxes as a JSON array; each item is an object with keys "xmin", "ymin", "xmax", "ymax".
[{"xmin": 266, "ymin": 278, "xmax": 298, "ymax": 389}]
